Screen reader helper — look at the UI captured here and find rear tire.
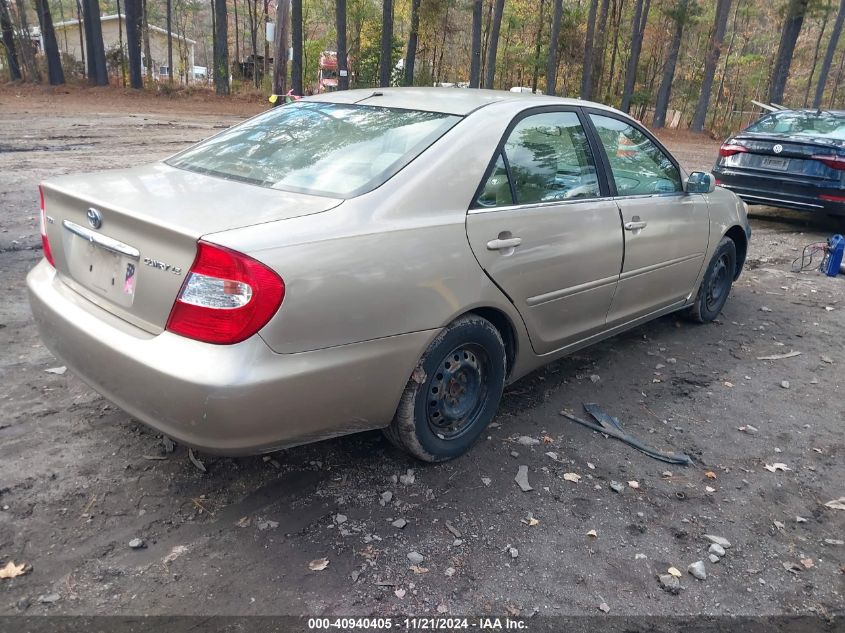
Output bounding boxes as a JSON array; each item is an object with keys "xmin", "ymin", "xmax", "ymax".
[
  {"xmin": 685, "ymin": 236, "xmax": 737, "ymax": 323},
  {"xmin": 384, "ymin": 315, "xmax": 507, "ymax": 462}
]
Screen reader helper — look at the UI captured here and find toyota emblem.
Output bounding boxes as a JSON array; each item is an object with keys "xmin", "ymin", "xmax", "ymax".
[
  {"xmin": 773, "ymin": 144, "xmax": 783, "ymax": 154},
  {"xmin": 86, "ymin": 207, "xmax": 102, "ymax": 229}
]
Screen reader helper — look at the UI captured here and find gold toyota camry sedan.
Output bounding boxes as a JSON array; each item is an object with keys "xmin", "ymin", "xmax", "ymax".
[{"xmin": 28, "ymin": 88, "xmax": 751, "ymax": 461}]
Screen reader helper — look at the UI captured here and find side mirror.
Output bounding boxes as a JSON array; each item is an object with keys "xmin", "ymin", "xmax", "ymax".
[{"xmin": 687, "ymin": 171, "xmax": 716, "ymax": 194}]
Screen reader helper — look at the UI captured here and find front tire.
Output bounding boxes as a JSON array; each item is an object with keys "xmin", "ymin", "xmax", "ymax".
[
  {"xmin": 384, "ymin": 315, "xmax": 507, "ymax": 462},
  {"xmin": 685, "ymin": 236, "xmax": 737, "ymax": 323}
]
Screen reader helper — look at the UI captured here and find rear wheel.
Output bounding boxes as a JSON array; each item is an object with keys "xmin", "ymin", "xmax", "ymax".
[
  {"xmin": 685, "ymin": 236, "xmax": 737, "ymax": 323},
  {"xmin": 384, "ymin": 315, "xmax": 507, "ymax": 462}
]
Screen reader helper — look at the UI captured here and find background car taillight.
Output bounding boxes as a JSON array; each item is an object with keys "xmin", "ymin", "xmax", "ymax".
[
  {"xmin": 719, "ymin": 143, "xmax": 748, "ymax": 158},
  {"xmin": 811, "ymin": 154, "xmax": 845, "ymax": 170},
  {"xmin": 38, "ymin": 185, "xmax": 55, "ymax": 267},
  {"xmin": 166, "ymin": 240, "xmax": 284, "ymax": 345}
]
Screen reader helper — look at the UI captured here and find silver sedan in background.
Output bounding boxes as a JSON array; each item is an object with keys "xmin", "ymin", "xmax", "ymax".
[{"xmin": 27, "ymin": 88, "xmax": 751, "ymax": 461}]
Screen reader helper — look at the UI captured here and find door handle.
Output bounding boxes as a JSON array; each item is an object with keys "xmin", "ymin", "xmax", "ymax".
[
  {"xmin": 624, "ymin": 220, "xmax": 648, "ymax": 231},
  {"xmin": 486, "ymin": 237, "xmax": 523, "ymax": 250}
]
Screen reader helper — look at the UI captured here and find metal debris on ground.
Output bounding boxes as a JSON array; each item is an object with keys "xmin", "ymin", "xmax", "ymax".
[{"xmin": 560, "ymin": 403, "xmax": 693, "ymax": 465}]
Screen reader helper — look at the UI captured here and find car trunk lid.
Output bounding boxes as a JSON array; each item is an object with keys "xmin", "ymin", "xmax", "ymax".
[
  {"xmin": 723, "ymin": 133, "xmax": 845, "ymax": 183},
  {"xmin": 41, "ymin": 163, "xmax": 341, "ymax": 334}
]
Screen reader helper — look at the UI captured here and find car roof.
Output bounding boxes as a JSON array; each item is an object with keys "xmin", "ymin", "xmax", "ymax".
[{"xmin": 298, "ymin": 87, "xmax": 620, "ymax": 117}]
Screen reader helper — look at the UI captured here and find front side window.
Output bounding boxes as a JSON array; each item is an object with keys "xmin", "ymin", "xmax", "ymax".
[
  {"xmin": 503, "ymin": 111, "xmax": 600, "ymax": 205},
  {"xmin": 589, "ymin": 114, "xmax": 682, "ymax": 196},
  {"xmin": 167, "ymin": 102, "xmax": 460, "ymax": 198}
]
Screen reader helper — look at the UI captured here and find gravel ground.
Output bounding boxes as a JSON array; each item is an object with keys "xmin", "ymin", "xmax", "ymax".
[{"xmin": 0, "ymin": 86, "xmax": 843, "ymax": 620}]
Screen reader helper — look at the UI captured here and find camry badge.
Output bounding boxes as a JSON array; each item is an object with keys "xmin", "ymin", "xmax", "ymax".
[
  {"xmin": 86, "ymin": 207, "xmax": 103, "ymax": 229},
  {"xmin": 772, "ymin": 144, "xmax": 783, "ymax": 154}
]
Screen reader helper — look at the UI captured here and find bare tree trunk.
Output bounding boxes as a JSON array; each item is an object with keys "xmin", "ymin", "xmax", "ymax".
[
  {"xmin": 531, "ymin": 0, "xmax": 545, "ymax": 93},
  {"xmin": 15, "ymin": 0, "xmax": 39, "ymax": 80},
  {"xmin": 82, "ymin": 0, "xmax": 107, "ymax": 84},
  {"xmin": 75, "ymin": 0, "xmax": 85, "ymax": 77},
  {"xmin": 590, "ymin": 0, "xmax": 610, "ymax": 100},
  {"xmin": 580, "ymin": 0, "xmax": 599, "ymax": 99},
  {"xmin": 233, "ymin": 0, "xmax": 239, "ymax": 71},
  {"xmin": 290, "ymin": 0, "xmax": 302, "ymax": 93},
  {"xmin": 213, "ymin": 0, "xmax": 229, "ymax": 94},
  {"xmin": 769, "ymin": 0, "xmax": 810, "ymax": 104},
  {"xmin": 273, "ymin": 0, "xmax": 289, "ymax": 95},
  {"xmin": 34, "ymin": 0, "xmax": 64, "ymax": 84},
  {"xmin": 469, "ymin": 0, "xmax": 481, "ymax": 88},
  {"xmin": 116, "ymin": 0, "xmax": 126, "ymax": 86},
  {"xmin": 247, "ymin": 0, "xmax": 258, "ymax": 87},
  {"xmin": 604, "ymin": 0, "xmax": 622, "ymax": 103},
  {"xmin": 166, "ymin": 0, "xmax": 173, "ymax": 83},
  {"xmin": 814, "ymin": 0, "xmax": 845, "ymax": 108},
  {"xmin": 125, "ymin": 0, "xmax": 142, "ymax": 88},
  {"xmin": 652, "ymin": 3, "xmax": 686, "ymax": 128},
  {"xmin": 690, "ymin": 0, "xmax": 731, "ymax": 131},
  {"xmin": 620, "ymin": 0, "xmax": 649, "ymax": 112},
  {"xmin": 336, "ymin": 0, "xmax": 348, "ymax": 89},
  {"xmin": 803, "ymin": 2, "xmax": 830, "ymax": 107},
  {"xmin": 142, "ymin": 0, "xmax": 152, "ymax": 81},
  {"xmin": 483, "ymin": 0, "xmax": 505, "ymax": 89},
  {"xmin": 404, "ymin": 0, "xmax": 420, "ymax": 86},
  {"xmin": 0, "ymin": 0, "xmax": 21, "ymax": 80},
  {"xmin": 378, "ymin": 0, "xmax": 393, "ymax": 87},
  {"xmin": 546, "ymin": 0, "xmax": 563, "ymax": 95}
]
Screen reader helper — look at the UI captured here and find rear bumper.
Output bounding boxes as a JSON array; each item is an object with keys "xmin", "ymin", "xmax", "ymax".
[
  {"xmin": 27, "ymin": 260, "xmax": 435, "ymax": 455},
  {"xmin": 714, "ymin": 168, "xmax": 845, "ymax": 216}
]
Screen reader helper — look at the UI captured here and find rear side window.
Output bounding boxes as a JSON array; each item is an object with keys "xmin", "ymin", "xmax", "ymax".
[
  {"xmin": 167, "ymin": 102, "xmax": 460, "ymax": 198},
  {"xmin": 589, "ymin": 114, "xmax": 682, "ymax": 196}
]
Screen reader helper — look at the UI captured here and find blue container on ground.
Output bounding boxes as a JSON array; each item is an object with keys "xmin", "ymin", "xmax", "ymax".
[{"xmin": 823, "ymin": 234, "xmax": 845, "ymax": 277}]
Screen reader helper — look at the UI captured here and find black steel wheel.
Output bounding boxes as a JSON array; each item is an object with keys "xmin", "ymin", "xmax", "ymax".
[
  {"xmin": 384, "ymin": 315, "xmax": 507, "ymax": 462},
  {"xmin": 685, "ymin": 236, "xmax": 737, "ymax": 323}
]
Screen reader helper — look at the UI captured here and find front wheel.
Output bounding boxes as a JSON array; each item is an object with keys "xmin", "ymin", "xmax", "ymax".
[
  {"xmin": 384, "ymin": 315, "xmax": 507, "ymax": 462},
  {"xmin": 685, "ymin": 236, "xmax": 737, "ymax": 323}
]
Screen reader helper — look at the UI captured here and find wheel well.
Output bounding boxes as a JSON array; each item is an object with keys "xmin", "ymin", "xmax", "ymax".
[
  {"xmin": 724, "ymin": 225, "xmax": 748, "ymax": 279},
  {"xmin": 467, "ymin": 307, "xmax": 517, "ymax": 378}
]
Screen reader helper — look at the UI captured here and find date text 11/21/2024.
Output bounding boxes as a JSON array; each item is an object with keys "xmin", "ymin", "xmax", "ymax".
[{"xmin": 306, "ymin": 617, "xmax": 528, "ymax": 630}]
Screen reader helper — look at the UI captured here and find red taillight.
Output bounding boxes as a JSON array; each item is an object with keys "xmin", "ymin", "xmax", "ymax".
[
  {"xmin": 166, "ymin": 240, "xmax": 284, "ymax": 345},
  {"xmin": 811, "ymin": 154, "xmax": 845, "ymax": 170},
  {"xmin": 39, "ymin": 186, "xmax": 55, "ymax": 267},
  {"xmin": 819, "ymin": 194, "xmax": 845, "ymax": 202},
  {"xmin": 719, "ymin": 144, "xmax": 748, "ymax": 158}
]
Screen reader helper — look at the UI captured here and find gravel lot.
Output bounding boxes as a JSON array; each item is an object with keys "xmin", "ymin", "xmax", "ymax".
[{"xmin": 0, "ymin": 86, "xmax": 843, "ymax": 621}]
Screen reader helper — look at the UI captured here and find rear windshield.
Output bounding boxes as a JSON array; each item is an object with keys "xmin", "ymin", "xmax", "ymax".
[
  {"xmin": 745, "ymin": 111, "xmax": 845, "ymax": 139},
  {"xmin": 167, "ymin": 102, "xmax": 460, "ymax": 198}
]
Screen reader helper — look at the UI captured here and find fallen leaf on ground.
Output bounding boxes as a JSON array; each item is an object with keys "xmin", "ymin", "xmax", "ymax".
[
  {"xmin": 521, "ymin": 517, "xmax": 540, "ymax": 527},
  {"xmin": 667, "ymin": 567, "xmax": 682, "ymax": 578},
  {"xmin": 394, "ymin": 588, "xmax": 406, "ymax": 599},
  {"xmin": 628, "ymin": 480, "xmax": 640, "ymax": 489},
  {"xmin": 188, "ymin": 448, "xmax": 207, "ymax": 473},
  {"xmin": 586, "ymin": 529, "xmax": 598, "ymax": 538},
  {"xmin": 563, "ymin": 472, "xmax": 582, "ymax": 483},
  {"xmin": 0, "ymin": 561, "xmax": 27, "ymax": 579},
  {"xmin": 705, "ymin": 471, "xmax": 717, "ymax": 479},
  {"xmin": 235, "ymin": 516, "xmax": 251, "ymax": 528},
  {"xmin": 409, "ymin": 565, "xmax": 429, "ymax": 574},
  {"xmin": 800, "ymin": 558, "xmax": 814, "ymax": 569},
  {"xmin": 598, "ymin": 602, "xmax": 610, "ymax": 613},
  {"xmin": 308, "ymin": 558, "xmax": 329, "ymax": 571},
  {"xmin": 824, "ymin": 497, "xmax": 845, "ymax": 511},
  {"xmin": 542, "ymin": 435, "xmax": 554, "ymax": 444},
  {"xmin": 45, "ymin": 366, "xmax": 67, "ymax": 375},
  {"xmin": 764, "ymin": 463, "xmax": 791, "ymax": 472},
  {"xmin": 705, "ymin": 486, "xmax": 716, "ymax": 493}
]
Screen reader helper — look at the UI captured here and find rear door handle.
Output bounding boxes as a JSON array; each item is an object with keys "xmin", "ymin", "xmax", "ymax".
[
  {"xmin": 624, "ymin": 220, "xmax": 648, "ymax": 231},
  {"xmin": 486, "ymin": 237, "xmax": 523, "ymax": 250}
]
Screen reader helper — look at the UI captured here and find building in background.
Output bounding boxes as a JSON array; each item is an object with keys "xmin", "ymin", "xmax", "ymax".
[{"xmin": 51, "ymin": 14, "xmax": 198, "ymax": 83}]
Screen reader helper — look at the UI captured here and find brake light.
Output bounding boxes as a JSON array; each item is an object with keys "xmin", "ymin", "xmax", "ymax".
[
  {"xmin": 166, "ymin": 241, "xmax": 284, "ymax": 344},
  {"xmin": 819, "ymin": 194, "xmax": 845, "ymax": 202},
  {"xmin": 811, "ymin": 154, "xmax": 845, "ymax": 170},
  {"xmin": 719, "ymin": 144, "xmax": 748, "ymax": 158},
  {"xmin": 38, "ymin": 185, "xmax": 55, "ymax": 267}
]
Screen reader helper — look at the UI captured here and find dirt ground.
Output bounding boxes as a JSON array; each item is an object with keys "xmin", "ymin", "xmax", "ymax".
[{"xmin": 0, "ymin": 85, "xmax": 843, "ymax": 622}]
